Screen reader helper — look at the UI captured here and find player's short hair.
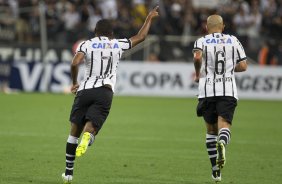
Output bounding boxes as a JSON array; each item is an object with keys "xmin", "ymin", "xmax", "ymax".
[{"xmin": 95, "ymin": 19, "xmax": 113, "ymax": 37}]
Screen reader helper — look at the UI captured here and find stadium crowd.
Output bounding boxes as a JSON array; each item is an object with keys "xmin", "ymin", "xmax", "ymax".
[{"xmin": 0, "ymin": 0, "xmax": 281, "ymax": 64}]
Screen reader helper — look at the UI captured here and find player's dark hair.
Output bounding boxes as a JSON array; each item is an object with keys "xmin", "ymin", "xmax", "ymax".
[{"xmin": 94, "ymin": 19, "xmax": 114, "ymax": 37}]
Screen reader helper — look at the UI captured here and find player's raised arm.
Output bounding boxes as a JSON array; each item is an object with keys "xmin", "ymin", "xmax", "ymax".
[
  {"xmin": 129, "ymin": 6, "xmax": 159, "ymax": 48},
  {"xmin": 70, "ymin": 52, "xmax": 84, "ymax": 94}
]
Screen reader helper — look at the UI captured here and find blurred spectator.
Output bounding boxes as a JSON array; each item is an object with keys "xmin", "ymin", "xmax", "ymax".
[
  {"xmin": 15, "ymin": 0, "xmax": 32, "ymax": 43},
  {"xmin": 182, "ymin": 8, "xmax": 197, "ymax": 37},
  {"xmin": 29, "ymin": 1, "xmax": 40, "ymax": 42},
  {"xmin": 248, "ymin": 6, "xmax": 262, "ymax": 51},
  {"xmin": 7, "ymin": 0, "xmax": 18, "ymax": 18},
  {"xmin": 182, "ymin": 4, "xmax": 197, "ymax": 46},
  {"xmin": 233, "ymin": 4, "xmax": 251, "ymax": 47},
  {"xmin": 72, "ymin": 38, "xmax": 85, "ymax": 55},
  {"xmin": 114, "ymin": 6, "xmax": 134, "ymax": 38},
  {"xmin": 147, "ymin": 52, "xmax": 160, "ymax": 62},
  {"xmin": 0, "ymin": 0, "xmax": 281, "ymax": 63},
  {"xmin": 217, "ymin": 0, "xmax": 239, "ymax": 35},
  {"xmin": 87, "ymin": 5, "xmax": 102, "ymax": 38},
  {"xmin": 61, "ymin": 2, "xmax": 80, "ymax": 42},
  {"xmin": 278, "ymin": 41, "xmax": 282, "ymax": 65},
  {"xmin": 55, "ymin": 0, "xmax": 69, "ymax": 16},
  {"xmin": 261, "ymin": 0, "xmax": 277, "ymax": 16},
  {"xmin": 46, "ymin": 1, "xmax": 62, "ymax": 41},
  {"xmin": 168, "ymin": 1, "xmax": 184, "ymax": 35},
  {"xmin": 131, "ymin": 0, "xmax": 147, "ymax": 32},
  {"xmin": 0, "ymin": 1, "xmax": 16, "ymax": 41},
  {"xmin": 194, "ymin": 8, "xmax": 210, "ymax": 35},
  {"xmin": 258, "ymin": 40, "xmax": 278, "ymax": 65},
  {"xmin": 97, "ymin": 0, "xmax": 117, "ymax": 19}
]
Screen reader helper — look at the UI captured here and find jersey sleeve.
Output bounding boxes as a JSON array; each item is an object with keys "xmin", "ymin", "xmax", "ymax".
[
  {"xmin": 118, "ymin": 38, "xmax": 132, "ymax": 51},
  {"xmin": 76, "ymin": 41, "xmax": 87, "ymax": 54},
  {"xmin": 235, "ymin": 38, "xmax": 247, "ymax": 63},
  {"xmin": 192, "ymin": 37, "xmax": 204, "ymax": 53}
]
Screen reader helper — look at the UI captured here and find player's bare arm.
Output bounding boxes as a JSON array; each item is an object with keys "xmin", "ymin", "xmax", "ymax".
[
  {"xmin": 235, "ymin": 60, "xmax": 248, "ymax": 72},
  {"xmin": 130, "ymin": 6, "xmax": 159, "ymax": 48},
  {"xmin": 193, "ymin": 50, "xmax": 203, "ymax": 83},
  {"xmin": 70, "ymin": 52, "xmax": 84, "ymax": 94}
]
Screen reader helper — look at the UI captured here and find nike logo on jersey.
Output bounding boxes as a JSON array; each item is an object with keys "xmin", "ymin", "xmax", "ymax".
[
  {"xmin": 206, "ymin": 38, "xmax": 232, "ymax": 44},
  {"xmin": 92, "ymin": 43, "xmax": 119, "ymax": 49}
]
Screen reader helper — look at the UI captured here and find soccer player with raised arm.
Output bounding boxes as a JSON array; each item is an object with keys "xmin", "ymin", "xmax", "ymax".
[
  {"xmin": 193, "ymin": 15, "xmax": 247, "ymax": 182},
  {"xmin": 61, "ymin": 7, "xmax": 159, "ymax": 184}
]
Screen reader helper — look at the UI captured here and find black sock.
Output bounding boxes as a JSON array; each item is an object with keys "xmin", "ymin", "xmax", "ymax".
[
  {"xmin": 206, "ymin": 134, "xmax": 218, "ymax": 171},
  {"xmin": 65, "ymin": 135, "xmax": 78, "ymax": 176},
  {"xmin": 218, "ymin": 128, "xmax": 231, "ymax": 145}
]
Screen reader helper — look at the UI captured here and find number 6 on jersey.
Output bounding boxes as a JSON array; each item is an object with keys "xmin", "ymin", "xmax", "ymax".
[{"xmin": 215, "ymin": 51, "xmax": 226, "ymax": 75}]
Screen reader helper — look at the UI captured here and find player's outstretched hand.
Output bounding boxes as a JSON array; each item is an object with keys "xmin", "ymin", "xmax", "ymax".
[
  {"xmin": 147, "ymin": 6, "xmax": 159, "ymax": 19},
  {"xmin": 71, "ymin": 83, "xmax": 79, "ymax": 94}
]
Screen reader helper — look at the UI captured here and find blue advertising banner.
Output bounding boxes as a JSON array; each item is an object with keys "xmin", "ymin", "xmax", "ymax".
[
  {"xmin": 9, "ymin": 62, "xmax": 71, "ymax": 92},
  {"xmin": 0, "ymin": 45, "xmax": 75, "ymax": 93},
  {"xmin": 1, "ymin": 60, "xmax": 282, "ymax": 100}
]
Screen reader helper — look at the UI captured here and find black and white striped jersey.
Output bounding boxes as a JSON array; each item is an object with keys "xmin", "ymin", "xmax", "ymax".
[
  {"xmin": 193, "ymin": 33, "xmax": 246, "ymax": 99},
  {"xmin": 76, "ymin": 36, "xmax": 131, "ymax": 92}
]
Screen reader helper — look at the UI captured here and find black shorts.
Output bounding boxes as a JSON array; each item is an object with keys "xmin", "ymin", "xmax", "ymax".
[
  {"xmin": 69, "ymin": 86, "xmax": 113, "ymax": 133},
  {"xmin": 196, "ymin": 96, "xmax": 237, "ymax": 124}
]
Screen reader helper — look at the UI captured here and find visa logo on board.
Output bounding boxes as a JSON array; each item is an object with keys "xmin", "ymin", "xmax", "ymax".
[
  {"xmin": 92, "ymin": 43, "xmax": 119, "ymax": 49},
  {"xmin": 206, "ymin": 38, "xmax": 232, "ymax": 44}
]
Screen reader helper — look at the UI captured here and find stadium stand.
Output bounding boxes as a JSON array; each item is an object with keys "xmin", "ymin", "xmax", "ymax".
[{"xmin": 0, "ymin": 0, "xmax": 281, "ymax": 63}]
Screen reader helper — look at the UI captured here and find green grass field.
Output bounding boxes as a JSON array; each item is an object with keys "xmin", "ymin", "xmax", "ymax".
[{"xmin": 0, "ymin": 93, "xmax": 282, "ymax": 184}]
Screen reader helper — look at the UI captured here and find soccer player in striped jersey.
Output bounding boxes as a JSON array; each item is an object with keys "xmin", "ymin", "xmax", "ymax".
[
  {"xmin": 62, "ymin": 7, "xmax": 159, "ymax": 184},
  {"xmin": 193, "ymin": 15, "xmax": 247, "ymax": 182}
]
